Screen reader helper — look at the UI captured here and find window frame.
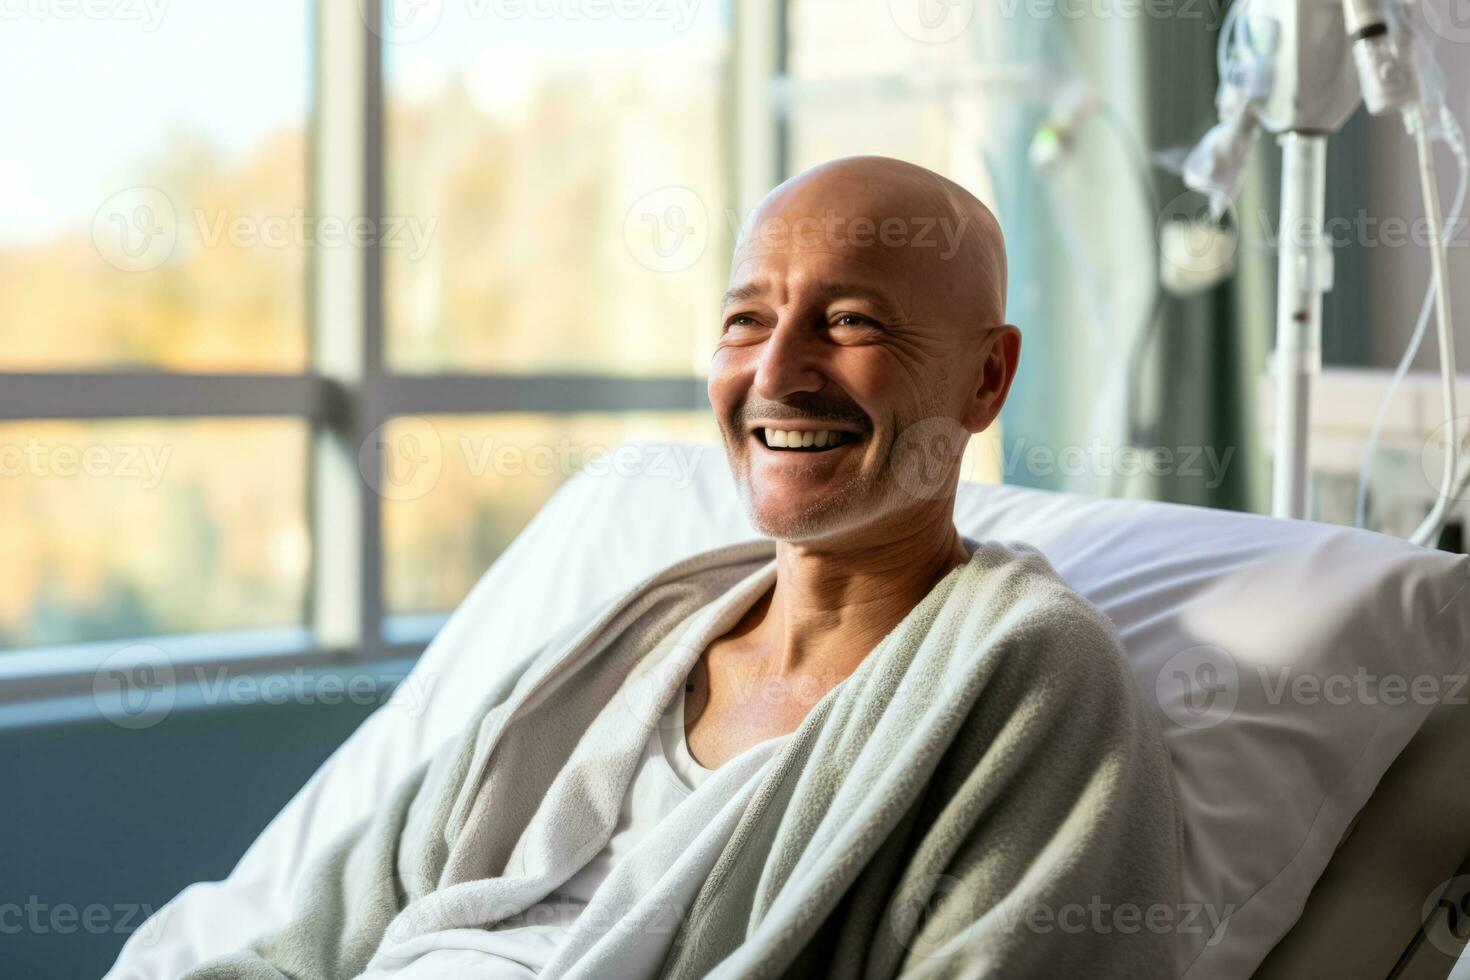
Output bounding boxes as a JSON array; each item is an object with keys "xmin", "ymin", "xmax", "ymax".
[{"xmin": 0, "ymin": 0, "xmax": 778, "ymax": 706}]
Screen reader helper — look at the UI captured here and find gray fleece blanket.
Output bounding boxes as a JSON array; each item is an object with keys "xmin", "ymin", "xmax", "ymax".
[{"xmin": 186, "ymin": 537, "xmax": 1183, "ymax": 979}]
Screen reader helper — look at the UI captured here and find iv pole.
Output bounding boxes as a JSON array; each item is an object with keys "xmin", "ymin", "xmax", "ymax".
[
  {"xmin": 1251, "ymin": 0, "xmax": 1364, "ymax": 519},
  {"xmin": 1191, "ymin": 0, "xmax": 1439, "ymax": 531},
  {"xmin": 1272, "ymin": 132, "xmax": 1331, "ymax": 518}
]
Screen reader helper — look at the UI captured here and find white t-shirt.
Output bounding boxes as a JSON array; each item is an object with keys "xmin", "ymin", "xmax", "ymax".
[{"xmin": 556, "ymin": 675, "xmax": 728, "ymax": 907}]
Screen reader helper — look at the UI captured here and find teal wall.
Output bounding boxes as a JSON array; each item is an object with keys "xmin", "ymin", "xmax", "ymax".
[{"xmin": 1, "ymin": 694, "xmax": 382, "ymax": 979}]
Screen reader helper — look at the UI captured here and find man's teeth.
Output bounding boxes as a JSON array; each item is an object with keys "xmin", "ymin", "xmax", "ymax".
[{"xmin": 761, "ymin": 428, "xmax": 853, "ymax": 449}]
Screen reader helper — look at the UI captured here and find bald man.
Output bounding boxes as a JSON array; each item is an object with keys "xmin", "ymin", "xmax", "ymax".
[
  {"xmin": 693, "ymin": 157, "xmax": 1017, "ymax": 767},
  {"xmin": 172, "ymin": 157, "xmax": 1183, "ymax": 980}
]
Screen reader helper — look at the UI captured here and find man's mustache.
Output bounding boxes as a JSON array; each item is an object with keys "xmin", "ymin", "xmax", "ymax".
[{"xmin": 735, "ymin": 395, "xmax": 869, "ymax": 431}]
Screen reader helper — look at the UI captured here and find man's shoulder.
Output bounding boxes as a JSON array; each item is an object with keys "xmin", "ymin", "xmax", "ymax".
[
  {"xmin": 962, "ymin": 538, "xmax": 1132, "ymax": 685},
  {"xmin": 965, "ymin": 539, "xmax": 1111, "ymax": 628}
]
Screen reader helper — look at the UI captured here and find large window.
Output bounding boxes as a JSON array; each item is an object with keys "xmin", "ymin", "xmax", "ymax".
[
  {"xmin": 0, "ymin": 419, "xmax": 309, "ymax": 649},
  {"xmin": 379, "ymin": 1, "xmax": 731, "ymax": 630},
  {"xmin": 382, "ymin": 5, "xmax": 729, "ymax": 376},
  {"xmin": 1, "ymin": 0, "xmax": 733, "ymax": 690},
  {"xmin": 0, "ymin": 4, "xmax": 310, "ymax": 371},
  {"xmin": 1, "ymin": 1, "xmax": 313, "ymax": 666}
]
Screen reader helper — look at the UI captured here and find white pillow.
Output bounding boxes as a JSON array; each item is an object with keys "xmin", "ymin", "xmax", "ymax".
[{"xmin": 107, "ymin": 439, "xmax": 1470, "ymax": 980}]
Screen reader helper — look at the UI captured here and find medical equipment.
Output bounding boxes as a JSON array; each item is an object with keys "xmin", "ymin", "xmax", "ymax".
[
  {"xmin": 1184, "ymin": 0, "xmax": 1461, "ymax": 547},
  {"xmin": 1355, "ymin": 115, "xmax": 1467, "ymax": 530}
]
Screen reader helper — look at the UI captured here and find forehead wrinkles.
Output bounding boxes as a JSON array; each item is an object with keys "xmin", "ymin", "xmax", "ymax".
[
  {"xmin": 725, "ymin": 250, "xmax": 920, "ymax": 320},
  {"xmin": 728, "ymin": 207, "xmax": 976, "ymax": 327}
]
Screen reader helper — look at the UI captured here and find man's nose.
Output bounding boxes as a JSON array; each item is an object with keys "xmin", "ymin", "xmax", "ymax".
[{"xmin": 753, "ymin": 319, "xmax": 825, "ymax": 401}]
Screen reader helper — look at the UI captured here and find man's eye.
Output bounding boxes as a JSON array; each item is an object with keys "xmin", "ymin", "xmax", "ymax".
[
  {"xmin": 725, "ymin": 315, "xmax": 760, "ymax": 331},
  {"xmin": 833, "ymin": 313, "xmax": 876, "ymax": 328}
]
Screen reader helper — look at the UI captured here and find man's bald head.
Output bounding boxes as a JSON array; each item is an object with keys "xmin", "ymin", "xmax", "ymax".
[
  {"xmin": 710, "ymin": 155, "xmax": 1022, "ymax": 547},
  {"xmin": 733, "ymin": 155, "xmax": 1008, "ymax": 330}
]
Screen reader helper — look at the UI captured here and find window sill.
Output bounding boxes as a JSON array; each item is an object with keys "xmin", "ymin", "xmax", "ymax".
[{"xmin": 0, "ymin": 626, "xmax": 438, "ymax": 730}]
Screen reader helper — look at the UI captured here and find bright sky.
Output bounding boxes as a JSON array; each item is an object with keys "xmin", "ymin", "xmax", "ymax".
[
  {"xmin": 0, "ymin": 0, "xmax": 727, "ymax": 244},
  {"xmin": 0, "ymin": 1, "xmax": 306, "ymax": 242}
]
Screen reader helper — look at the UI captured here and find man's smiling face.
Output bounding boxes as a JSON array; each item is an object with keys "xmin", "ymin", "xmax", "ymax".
[{"xmin": 708, "ymin": 156, "xmax": 1020, "ymax": 545}]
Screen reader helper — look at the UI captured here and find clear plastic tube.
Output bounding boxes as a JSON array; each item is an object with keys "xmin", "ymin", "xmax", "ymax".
[
  {"xmin": 1406, "ymin": 104, "xmax": 1459, "ymax": 546},
  {"xmin": 1355, "ymin": 104, "xmax": 1467, "ymax": 532},
  {"xmin": 1217, "ymin": 0, "xmax": 1248, "ymax": 88}
]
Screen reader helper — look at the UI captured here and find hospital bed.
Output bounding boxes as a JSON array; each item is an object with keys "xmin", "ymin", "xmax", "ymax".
[{"xmin": 107, "ymin": 440, "xmax": 1470, "ymax": 979}]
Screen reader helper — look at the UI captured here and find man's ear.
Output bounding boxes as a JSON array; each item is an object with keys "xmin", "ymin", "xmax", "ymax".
[{"xmin": 962, "ymin": 325, "xmax": 1021, "ymax": 434}]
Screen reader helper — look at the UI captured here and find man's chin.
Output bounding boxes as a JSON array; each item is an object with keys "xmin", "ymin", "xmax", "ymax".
[{"xmin": 741, "ymin": 489, "xmax": 866, "ymax": 544}]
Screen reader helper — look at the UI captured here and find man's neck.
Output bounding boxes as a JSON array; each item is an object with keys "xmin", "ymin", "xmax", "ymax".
[{"xmin": 756, "ymin": 508, "xmax": 972, "ymax": 678}]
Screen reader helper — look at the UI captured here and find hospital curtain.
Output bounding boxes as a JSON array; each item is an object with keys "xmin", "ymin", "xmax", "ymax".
[{"xmin": 998, "ymin": 7, "xmax": 1278, "ymax": 512}]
